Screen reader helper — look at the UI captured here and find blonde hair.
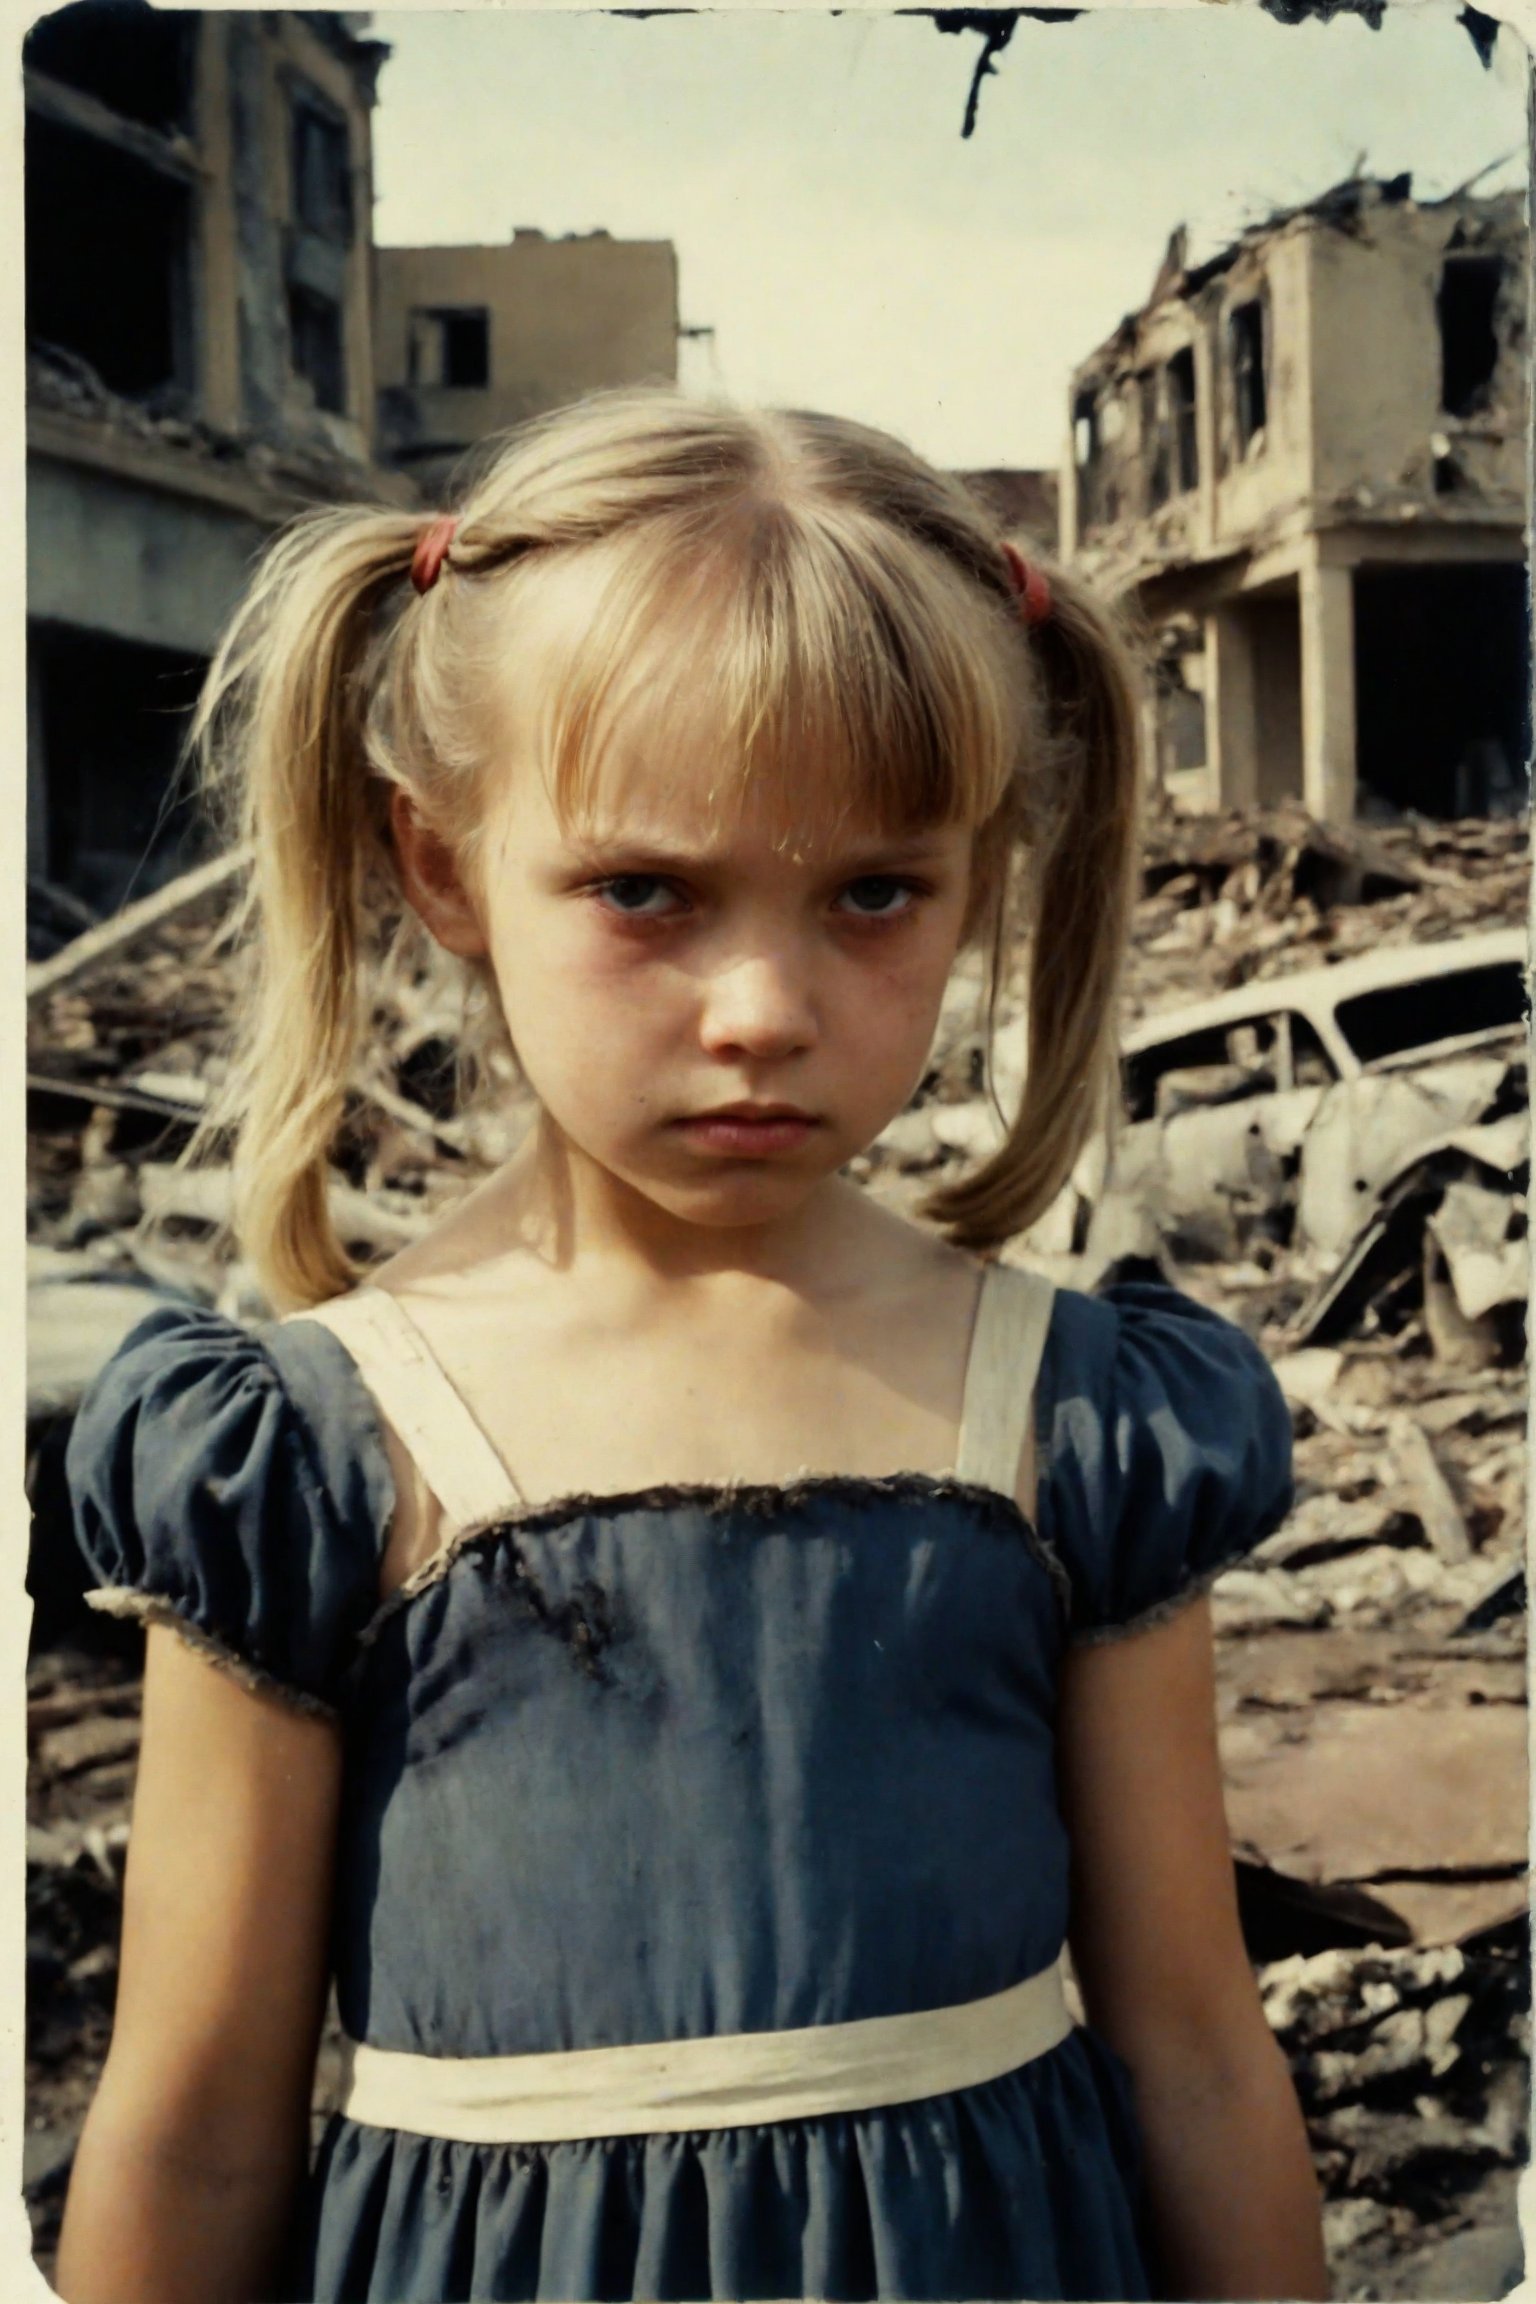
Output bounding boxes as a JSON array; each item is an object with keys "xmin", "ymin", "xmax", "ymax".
[{"xmin": 187, "ymin": 389, "xmax": 1142, "ymax": 1311}]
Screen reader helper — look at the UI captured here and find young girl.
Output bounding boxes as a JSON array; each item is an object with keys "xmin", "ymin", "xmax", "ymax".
[{"xmin": 56, "ymin": 391, "xmax": 1327, "ymax": 2304}]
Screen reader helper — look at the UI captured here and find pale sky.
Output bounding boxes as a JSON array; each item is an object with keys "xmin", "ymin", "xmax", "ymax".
[{"xmin": 370, "ymin": 5, "xmax": 1528, "ymax": 469}]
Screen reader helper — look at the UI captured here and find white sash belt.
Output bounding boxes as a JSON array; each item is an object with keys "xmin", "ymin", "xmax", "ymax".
[{"xmin": 336, "ymin": 1961, "xmax": 1074, "ymax": 2144}]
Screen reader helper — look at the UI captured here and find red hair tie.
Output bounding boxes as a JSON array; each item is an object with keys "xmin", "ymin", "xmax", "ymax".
[
  {"xmin": 411, "ymin": 514, "xmax": 459, "ymax": 595},
  {"xmin": 1001, "ymin": 541, "xmax": 1053, "ymax": 629}
]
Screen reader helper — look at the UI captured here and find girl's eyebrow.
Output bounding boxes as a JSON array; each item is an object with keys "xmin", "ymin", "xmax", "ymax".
[{"xmin": 568, "ymin": 833, "xmax": 957, "ymax": 873}]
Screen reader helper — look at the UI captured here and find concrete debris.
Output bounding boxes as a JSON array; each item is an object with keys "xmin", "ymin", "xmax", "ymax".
[
  {"xmin": 1234, "ymin": 1858, "xmax": 1414, "ymax": 1963},
  {"xmin": 28, "ymin": 1277, "xmax": 178, "ymax": 1421},
  {"xmin": 1257, "ymin": 1935, "xmax": 1528, "ymax": 2302},
  {"xmin": 1223, "ymin": 1688, "xmax": 1527, "ymax": 1880},
  {"xmin": 26, "ymin": 845, "xmax": 532, "ymax": 1331},
  {"xmin": 1296, "ymin": 1062, "xmax": 1513, "ymax": 1260},
  {"xmin": 1271, "ymin": 1345, "xmax": 1346, "ymax": 1407},
  {"xmin": 25, "ymin": 846, "xmax": 250, "ymax": 1001},
  {"xmin": 1427, "ymin": 1178, "xmax": 1529, "ymax": 1323},
  {"xmin": 1387, "ymin": 1414, "xmax": 1473, "ymax": 1565},
  {"xmin": 1457, "ymin": 1561, "xmax": 1526, "ymax": 1638},
  {"xmin": 24, "ymin": 801, "xmax": 1530, "ymax": 2302},
  {"xmin": 1130, "ymin": 805, "xmax": 1527, "ymax": 1013},
  {"xmin": 27, "ymin": 342, "xmax": 392, "ymax": 515},
  {"xmin": 1295, "ymin": 1126, "xmax": 1528, "ymax": 1358},
  {"xmin": 1210, "ymin": 1565, "xmax": 1336, "ymax": 1634}
]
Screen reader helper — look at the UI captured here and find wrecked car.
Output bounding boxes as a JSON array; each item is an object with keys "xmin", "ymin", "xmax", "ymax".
[{"xmin": 1072, "ymin": 927, "xmax": 1529, "ymax": 1286}]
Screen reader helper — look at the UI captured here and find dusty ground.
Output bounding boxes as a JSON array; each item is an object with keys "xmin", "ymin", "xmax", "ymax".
[{"xmin": 24, "ymin": 801, "xmax": 1531, "ymax": 2297}]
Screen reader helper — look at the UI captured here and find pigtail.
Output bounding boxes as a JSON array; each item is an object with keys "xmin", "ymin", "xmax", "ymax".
[
  {"xmin": 185, "ymin": 506, "xmax": 426, "ymax": 1312},
  {"xmin": 925, "ymin": 562, "xmax": 1143, "ymax": 1252}
]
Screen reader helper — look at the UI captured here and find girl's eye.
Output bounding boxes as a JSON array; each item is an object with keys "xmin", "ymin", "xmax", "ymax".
[
  {"xmin": 595, "ymin": 875, "xmax": 685, "ymax": 919},
  {"xmin": 838, "ymin": 876, "xmax": 920, "ymax": 920}
]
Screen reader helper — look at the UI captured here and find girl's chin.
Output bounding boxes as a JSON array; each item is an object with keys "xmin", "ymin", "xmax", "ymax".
[{"xmin": 625, "ymin": 1163, "xmax": 839, "ymax": 1232}]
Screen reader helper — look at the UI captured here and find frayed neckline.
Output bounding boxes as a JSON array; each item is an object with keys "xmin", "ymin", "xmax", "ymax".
[{"xmin": 353, "ymin": 1471, "xmax": 1076, "ymax": 1659}]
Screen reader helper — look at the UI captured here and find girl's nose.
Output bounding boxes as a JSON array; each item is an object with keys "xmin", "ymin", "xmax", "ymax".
[{"xmin": 697, "ymin": 949, "xmax": 819, "ymax": 1062}]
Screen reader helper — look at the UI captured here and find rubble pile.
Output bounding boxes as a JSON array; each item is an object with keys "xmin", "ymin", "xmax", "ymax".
[
  {"xmin": 1126, "ymin": 801, "xmax": 1529, "ymax": 1020},
  {"xmin": 28, "ymin": 343, "xmax": 397, "ymax": 509},
  {"xmin": 1260, "ymin": 1935, "xmax": 1528, "ymax": 2300},
  {"xmin": 24, "ymin": 804, "xmax": 1531, "ymax": 2298},
  {"xmin": 27, "ymin": 866, "xmax": 531, "ymax": 1418}
]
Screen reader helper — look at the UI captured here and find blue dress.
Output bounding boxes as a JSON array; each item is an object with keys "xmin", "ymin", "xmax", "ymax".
[{"xmin": 66, "ymin": 1275, "xmax": 1294, "ymax": 2303}]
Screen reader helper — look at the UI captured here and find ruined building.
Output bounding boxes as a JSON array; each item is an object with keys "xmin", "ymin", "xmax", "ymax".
[
  {"xmin": 954, "ymin": 468, "xmax": 1059, "ymax": 549},
  {"xmin": 1063, "ymin": 176, "xmax": 1529, "ymax": 824},
  {"xmin": 26, "ymin": 4, "xmax": 411, "ymax": 925},
  {"xmin": 374, "ymin": 231, "xmax": 680, "ymax": 491}
]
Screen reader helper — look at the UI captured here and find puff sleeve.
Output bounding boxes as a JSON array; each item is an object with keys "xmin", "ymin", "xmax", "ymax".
[
  {"xmin": 1034, "ymin": 1276, "xmax": 1295, "ymax": 1644},
  {"xmin": 65, "ymin": 1301, "xmax": 395, "ymax": 1718}
]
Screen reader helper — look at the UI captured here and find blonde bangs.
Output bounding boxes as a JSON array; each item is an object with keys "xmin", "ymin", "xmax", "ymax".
[{"xmin": 520, "ymin": 499, "xmax": 1025, "ymax": 844}]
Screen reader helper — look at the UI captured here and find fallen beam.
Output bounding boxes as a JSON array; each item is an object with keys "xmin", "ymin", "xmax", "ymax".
[{"xmin": 26, "ymin": 848, "xmax": 249, "ymax": 1004}]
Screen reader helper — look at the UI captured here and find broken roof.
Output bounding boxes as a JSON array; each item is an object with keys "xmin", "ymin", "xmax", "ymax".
[{"xmin": 1076, "ymin": 170, "xmax": 1525, "ymax": 380}]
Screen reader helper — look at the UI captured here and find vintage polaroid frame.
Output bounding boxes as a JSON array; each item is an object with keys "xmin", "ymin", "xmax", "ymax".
[{"xmin": 7, "ymin": 2, "xmax": 1534, "ymax": 2298}]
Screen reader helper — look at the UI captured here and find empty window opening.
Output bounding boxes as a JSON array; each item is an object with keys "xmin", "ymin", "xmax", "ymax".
[
  {"xmin": 1438, "ymin": 255, "xmax": 1503, "ymax": 416},
  {"xmin": 1354, "ymin": 563, "xmax": 1529, "ymax": 820},
  {"xmin": 1165, "ymin": 687, "xmax": 1205, "ymax": 772},
  {"xmin": 1230, "ymin": 299, "xmax": 1267, "ymax": 450},
  {"xmin": 1166, "ymin": 347, "xmax": 1198, "ymax": 493},
  {"xmin": 1336, "ymin": 963, "xmax": 1526, "ymax": 1068},
  {"xmin": 24, "ymin": 0, "xmax": 194, "ymax": 133},
  {"xmin": 30, "ymin": 624, "xmax": 206, "ymax": 915},
  {"xmin": 289, "ymin": 285, "xmax": 345, "ymax": 414},
  {"xmin": 26, "ymin": 115, "xmax": 190, "ymax": 397},
  {"xmin": 292, "ymin": 90, "xmax": 351, "ymax": 245},
  {"xmin": 409, "ymin": 307, "xmax": 491, "ymax": 390},
  {"xmin": 1139, "ymin": 371, "xmax": 1170, "ymax": 512},
  {"xmin": 1433, "ymin": 448, "xmax": 1468, "ymax": 497},
  {"xmin": 1153, "ymin": 659, "xmax": 1206, "ymax": 774},
  {"xmin": 1248, "ymin": 593, "xmax": 1305, "ymax": 808},
  {"xmin": 1122, "ymin": 1025, "xmax": 1231, "ymax": 1123},
  {"xmin": 1287, "ymin": 1016, "xmax": 1338, "ymax": 1088},
  {"xmin": 1072, "ymin": 388, "xmax": 1099, "ymax": 470}
]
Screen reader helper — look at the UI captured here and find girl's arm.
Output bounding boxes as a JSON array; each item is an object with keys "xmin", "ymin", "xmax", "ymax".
[
  {"xmin": 55, "ymin": 1625, "xmax": 342, "ymax": 2304},
  {"xmin": 1058, "ymin": 1597, "xmax": 1330, "ymax": 2304}
]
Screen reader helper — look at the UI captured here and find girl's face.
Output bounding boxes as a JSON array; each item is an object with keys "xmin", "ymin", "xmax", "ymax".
[{"xmin": 402, "ymin": 564, "xmax": 978, "ymax": 1239}]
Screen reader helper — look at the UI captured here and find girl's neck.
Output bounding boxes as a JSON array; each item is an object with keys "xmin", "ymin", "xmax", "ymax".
[{"xmin": 409, "ymin": 1113, "xmax": 912, "ymax": 1309}]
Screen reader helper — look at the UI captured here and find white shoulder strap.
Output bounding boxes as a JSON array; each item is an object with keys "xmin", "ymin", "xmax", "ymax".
[
  {"xmin": 954, "ymin": 1263, "xmax": 1056, "ymax": 1507},
  {"xmin": 289, "ymin": 1289, "xmax": 523, "ymax": 1535}
]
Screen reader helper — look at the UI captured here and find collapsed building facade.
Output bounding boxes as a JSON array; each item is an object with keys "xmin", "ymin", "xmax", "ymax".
[
  {"xmin": 374, "ymin": 231, "xmax": 680, "ymax": 492},
  {"xmin": 25, "ymin": 3, "xmax": 410, "ymax": 928},
  {"xmin": 1062, "ymin": 176, "xmax": 1530, "ymax": 826},
  {"xmin": 953, "ymin": 467, "xmax": 1059, "ymax": 548}
]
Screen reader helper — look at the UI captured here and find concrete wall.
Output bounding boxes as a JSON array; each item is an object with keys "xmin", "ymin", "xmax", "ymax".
[
  {"xmin": 28, "ymin": 455, "xmax": 269, "ymax": 657},
  {"xmin": 213, "ymin": 14, "xmax": 380, "ymax": 453},
  {"xmin": 1208, "ymin": 230, "xmax": 1312, "ymax": 546},
  {"xmin": 375, "ymin": 235, "xmax": 679, "ymax": 467},
  {"xmin": 1307, "ymin": 199, "xmax": 1527, "ymax": 519}
]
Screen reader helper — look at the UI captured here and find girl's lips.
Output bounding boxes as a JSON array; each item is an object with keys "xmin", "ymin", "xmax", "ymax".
[{"xmin": 674, "ymin": 1112, "xmax": 821, "ymax": 1157}]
